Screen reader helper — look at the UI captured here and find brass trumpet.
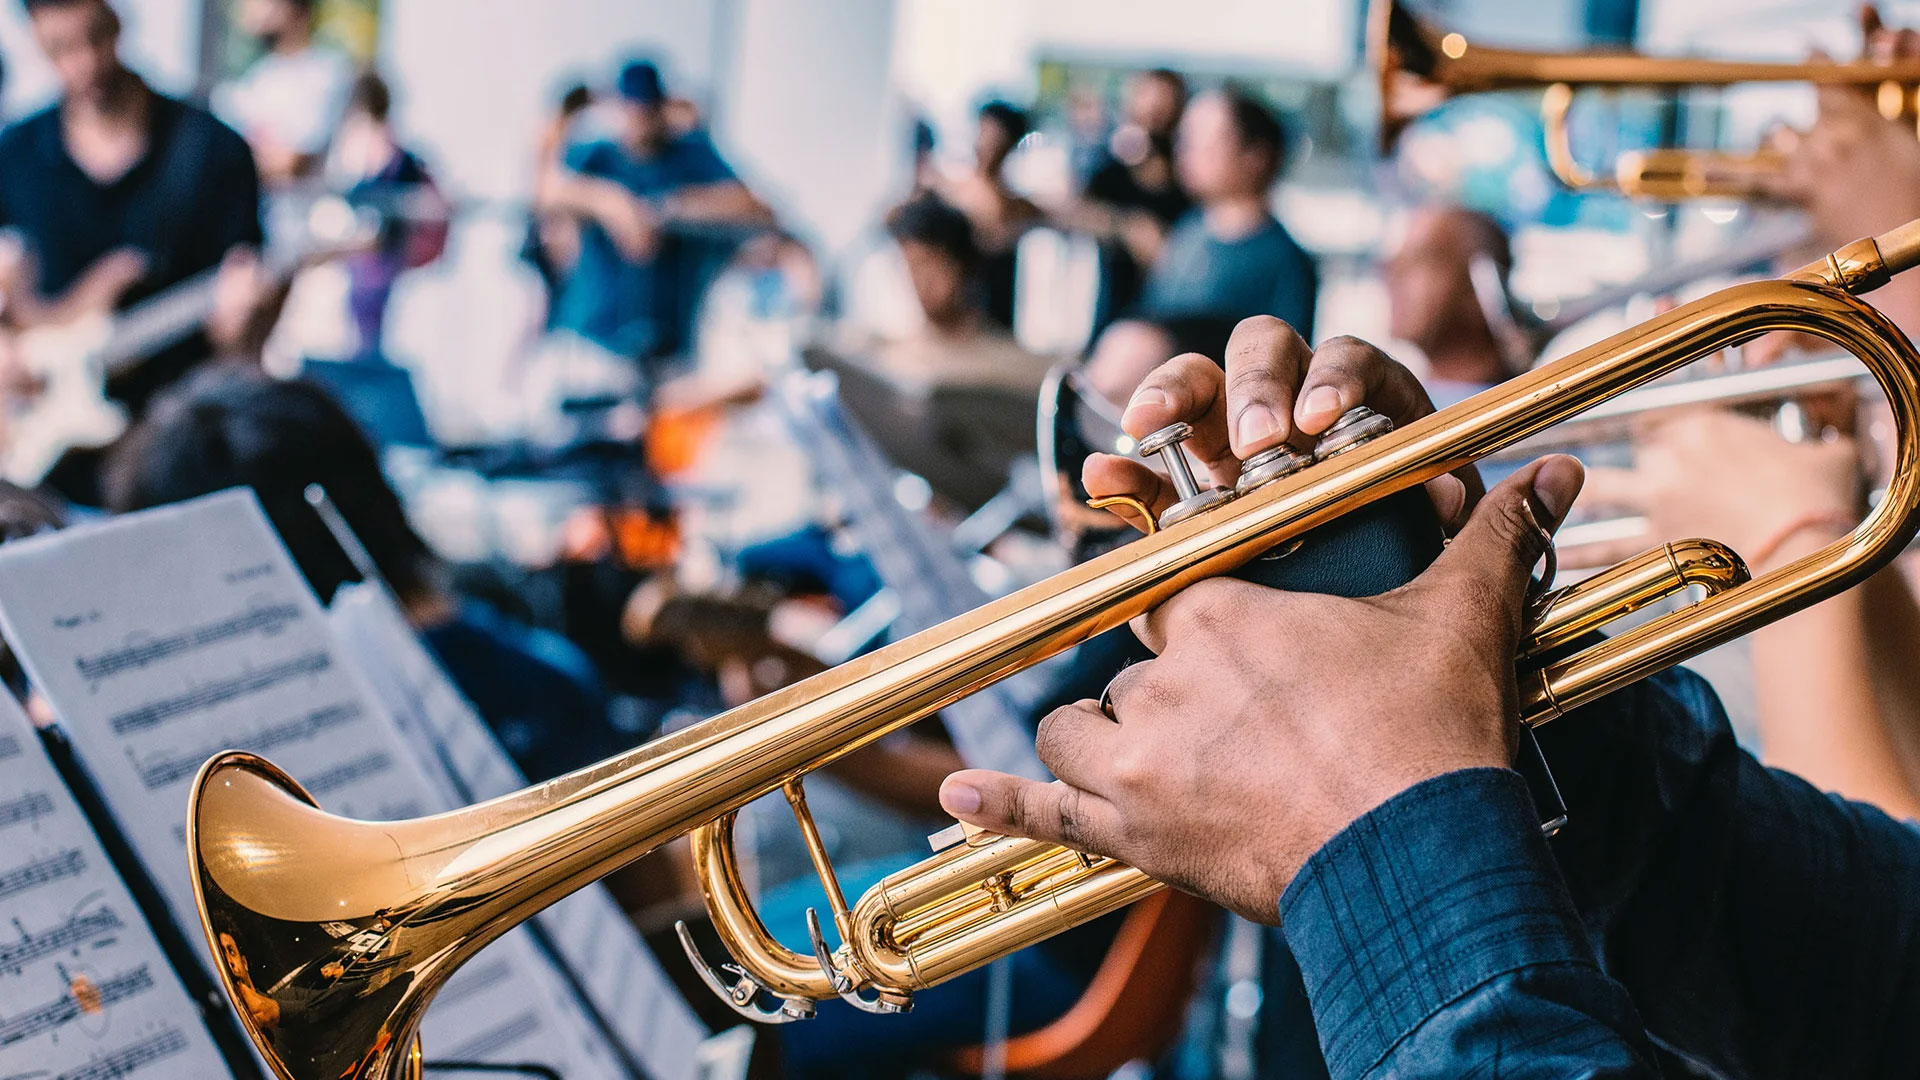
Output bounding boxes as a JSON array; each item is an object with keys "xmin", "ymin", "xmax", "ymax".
[
  {"xmin": 1372, "ymin": 0, "xmax": 1920, "ymax": 199},
  {"xmin": 189, "ymin": 222, "xmax": 1920, "ymax": 1080}
]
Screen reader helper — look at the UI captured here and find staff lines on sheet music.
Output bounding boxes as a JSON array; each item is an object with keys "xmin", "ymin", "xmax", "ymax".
[
  {"xmin": 72, "ymin": 603, "xmax": 303, "ymax": 682},
  {"xmin": 0, "ymin": 908, "xmax": 122, "ymax": 971},
  {"xmin": 302, "ymin": 751, "xmax": 393, "ymax": 798},
  {"xmin": 0, "ymin": 791, "xmax": 55, "ymax": 831},
  {"xmin": 0, "ymin": 850, "xmax": 85, "ymax": 901},
  {"xmin": 2, "ymin": 1024, "xmax": 191, "ymax": 1080},
  {"xmin": 0, "ymin": 965, "xmax": 154, "ymax": 1046},
  {"xmin": 106, "ymin": 651, "xmax": 332, "ymax": 735},
  {"xmin": 126, "ymin": 702, "xmax": 363, "ymax": 790}
]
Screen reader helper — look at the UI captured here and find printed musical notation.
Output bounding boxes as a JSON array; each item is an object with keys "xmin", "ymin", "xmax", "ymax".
[
  {"xmin": 0, "ymin": 694, "xmax": 233, "ymax": 1078},
  {"xmin": 0, "ymin": 492, "xmax": 634, "ymax": 1080},
  {"xmin": 3, "ymin": 1025, "xmax": 194, "ymax": 1080}
]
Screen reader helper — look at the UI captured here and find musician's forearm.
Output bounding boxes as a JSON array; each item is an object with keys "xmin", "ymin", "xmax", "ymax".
[
  {"xmin": 1751, "ymin": 519, "xmax": 1914, "ymax": 812},
  {"xmin": 661, "ymin": 183, "xmax": 774, "ymax": 227},
  {"xmin": 1863, "ymin": 559, "xmax": 1920, "ymax": 797}
]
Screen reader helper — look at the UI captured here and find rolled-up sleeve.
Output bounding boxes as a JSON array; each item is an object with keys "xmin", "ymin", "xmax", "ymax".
[{"xmin": 1280, "ymin": 768, "xmax": 1659, "ymax": 1079}]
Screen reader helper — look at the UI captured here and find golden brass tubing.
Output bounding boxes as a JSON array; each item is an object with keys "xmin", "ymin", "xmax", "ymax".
[
  {"xmin": 1375, "ymin": 0, "xmax": 1920, "ymax": 197},
  {"xmin": 1526, "ymin": 540, "xmax": 1750, "ymax": 659},
  {"xmin": 689, "ymin": 813, "xmax": 839, "ymax": 1002},
  {"xmin": 188, "ymin": 222, "xmax": 1920, "ymax": 1080}
]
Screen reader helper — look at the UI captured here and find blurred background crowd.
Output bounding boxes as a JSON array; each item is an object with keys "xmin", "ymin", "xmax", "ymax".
[{"xmin": 6, "ymin": 0, "xmax": 1920, "ymax": 1077}]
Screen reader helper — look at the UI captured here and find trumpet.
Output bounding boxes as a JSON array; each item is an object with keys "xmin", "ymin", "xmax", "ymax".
[
  {"xmin": 1371, "ymin": 0, "xmax": 1920, "ymax": 199},
  {"xmin": 1495, "ymin": 350, "xmax": 1875, "ymax": 457},
  {"xmin": 189, "ymin": 222, "xmax": 1920, "ymax": 1080}
]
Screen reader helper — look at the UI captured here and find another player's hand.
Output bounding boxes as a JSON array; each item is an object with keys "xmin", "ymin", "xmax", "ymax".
[{"xmin": 1579, "ymin": 410, "xmax": 1863, "ymax": 572}]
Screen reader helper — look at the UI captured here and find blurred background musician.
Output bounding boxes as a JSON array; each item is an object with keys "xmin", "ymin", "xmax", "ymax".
[
  {"xmin": 937, "ymin": 100, "xmax": 1042, "ymax": 331},
  {"xmin": 1059, "ymin": 68, "xmax": 1194, "ymax": 340},
  {"xmin": 325, "ymin": 71, "xmax": 448, "ymax": 362},
  {"xmin": 0, "ymin": 0, "xmax": 266, "ymax": 503},
  {"xmin": 1382, "ymin": 203, "xmax": 1524, "ymax": 407},
  {"xmin": 857, "ymin": 193, "xmax": 1055, "ymax": 399},
  {"xmin": 1141, "ymin": 85, "xmax": 1317, "ymax": 339},
  {"xmin": 213, "ymin": 0, "xmax": 353, "ymax": 191},
  {"xmin": 535, "ymin": 58, "xmax": 773, "ymax": 382}
]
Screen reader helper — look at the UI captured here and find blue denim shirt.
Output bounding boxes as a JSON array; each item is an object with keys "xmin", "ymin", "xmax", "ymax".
[{"xmin": 1275, "ymin": 666, "xmax": 1920, "ymax": 1078}]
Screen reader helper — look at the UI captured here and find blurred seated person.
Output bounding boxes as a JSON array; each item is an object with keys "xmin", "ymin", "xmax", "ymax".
[
  {"xmin": 1382, "ymin": 203, "xmax": 1527, "ymax": 408},
  {"xmin": 1140, "ymin": 85, "xmax": 1316, "ymax": 339},
  {"xmin": 1059, "ymin": 68, "xmax": 1193, "ymax": 334},
  {"xmin": 522, "ymin": 82, "xmax": 594, "ymax": 308},
  {"xmin": 535, "ymin": 59, "xmax": 773, "ymax": 368},
  {"xmin": 1584, "ymin": 410, "xmax": 1920, "ymax": 819},
  {"xmin": 848, "ymin": 193, "xmax": 1056, "ymax": 398},
  {"xmin": 937, "ymin": 100, "xmax": 1042, "ymax": 330},
  {"xmin": 214, "ymin": 0, "xmax": 353, "ymax": 188},
  {"xmin": 0, "ymin": 0, "xmax": 268, "ymax": 502},
  {"xmin": 102, "ymin": 371, "xmax": 634, "ymax": 783},
  {"xmin": 326, "ymin": 72, "xmax": 449, "ymax": 362}
]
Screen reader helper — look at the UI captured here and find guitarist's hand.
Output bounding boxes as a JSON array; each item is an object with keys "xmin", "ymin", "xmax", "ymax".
[
  {"xmin": 208, "ymin": 248, "xmax": 279, "ymax": 359},
  {"xmin": 6, "ymin": 247, "xmax": 147, "ymax": 329},
  {"xmin": 0, "ymin": 329, "xmax": 37, "ymax": 401}
]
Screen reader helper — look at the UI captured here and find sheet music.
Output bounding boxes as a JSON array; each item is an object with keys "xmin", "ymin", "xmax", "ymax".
[
  {"xmin": 0, "ymin": 491, "xmax": 632, "ymax": 1079},
  {"xmin": 330, "ymin": 582, "xmax": 706, "ymax": 1080},
  {"xmin": 775, "ymin": 371, "xmax": 1049, "ymax": 779},
  {"xmin": 0, "ymin": 692, "xmax": 235, "ymax": 1080}
]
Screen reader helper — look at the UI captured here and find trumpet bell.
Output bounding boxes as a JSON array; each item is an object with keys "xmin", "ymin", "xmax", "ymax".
[{"xmin": 189, "ymin": 752, "xmax": 430, "ymax": 1080}]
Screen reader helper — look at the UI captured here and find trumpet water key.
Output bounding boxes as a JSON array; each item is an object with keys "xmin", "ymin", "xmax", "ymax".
[{"xmin": 190, "ymin": 221, "xmax": 1920, "ymax": 1080}]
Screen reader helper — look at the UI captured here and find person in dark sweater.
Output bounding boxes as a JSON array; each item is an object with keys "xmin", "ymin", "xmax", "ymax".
[
  {"xmin": 1142, "ymin": 85, "xmax": 1317, "ymax": 341},
  {"xmin": 1072, "ymin": 68, "xmax": 1194, "ymax": 334},
  {"xmin": 0, "ymin": 0, "xmax": 268, "ymax": 504}
]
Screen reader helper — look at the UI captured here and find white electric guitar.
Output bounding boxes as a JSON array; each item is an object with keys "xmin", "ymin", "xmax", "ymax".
[{"xmin": 2, "ymin": 210, "xmax": 374, "ymax": 486}]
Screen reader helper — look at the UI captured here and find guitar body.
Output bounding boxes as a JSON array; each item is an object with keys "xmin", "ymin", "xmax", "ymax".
[{"xmin": 4, "ymin": 317, "xmax": 130, "ymax": 486}]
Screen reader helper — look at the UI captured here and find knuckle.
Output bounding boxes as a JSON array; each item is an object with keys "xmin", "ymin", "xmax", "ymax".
[
  {"xmin": 1486, "ymin": 495, "xmax": 1546, "ymax": 557},
  {"xmin": 1033, "ymin": 706, "xmax": 1077, "ymax": 760},
  {"xmin": 1053, "ymin": 789, "xmax": 1092, "ymax": 849}
]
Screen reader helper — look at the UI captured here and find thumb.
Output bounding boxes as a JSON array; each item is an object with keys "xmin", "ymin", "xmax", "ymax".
[
  {"xmin": 1424, "ymin": 455, "xmax": 1585, "ymax": 623},
  {"xmin": 939, "ymin": 772, "xmax": 1120, "ymax": 854}
]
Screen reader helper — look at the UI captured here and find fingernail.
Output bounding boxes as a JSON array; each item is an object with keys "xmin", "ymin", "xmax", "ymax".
[
  {"xmin": 1130, "ymin": 387, "xmax": 1170, "ymax": 412},
  {"xmin": 1301, "ymin": 385, "xmax": 1343, "ymax": 423},
  {"xmin": 1428, "ymin": 474, "xmax": 1467, "ymax": 526},
  {"xmin": 1235, "ymin": 404, "xmax": 1281, "ymax": 449},
  {"xmin": 1531, "ymin": 457, "xmax": 1584, "ymax": 526},
  {"xmin": 941, "ymin": 780, "xmax": 981, "ymax": 815}
]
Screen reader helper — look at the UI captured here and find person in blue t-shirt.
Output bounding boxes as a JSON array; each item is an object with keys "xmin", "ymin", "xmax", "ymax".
[
  {"xmin": 535, "ymin": 60, "xmax": 773, "ymax": 365},
  {"xmin": 1141, "ymin": 85, "xmax": 1318, "ymax": 342}
]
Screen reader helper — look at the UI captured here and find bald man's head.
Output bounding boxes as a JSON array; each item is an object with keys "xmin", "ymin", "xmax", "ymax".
[{"xmin": 1384, "ymin": 205, "xmax": 1512, "ymax": 380}]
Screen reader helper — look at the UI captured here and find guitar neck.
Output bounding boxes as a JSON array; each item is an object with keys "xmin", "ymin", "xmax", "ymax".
[
  {"xmin": 92, "ymin": 243, "xmax": 326, "ymax": 378},
  {"xmin": 94, "ymin": 270, "xmax": 219, "ymax": 376}
]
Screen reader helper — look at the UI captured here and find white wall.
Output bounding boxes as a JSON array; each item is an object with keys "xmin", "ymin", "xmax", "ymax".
[
  {"xmin": 380, "ymin": 0, "xmax": 727, "ymax": 199},
  {"xmin": 1, "ymin": 0, "xmax": 201, "ymax": 115},
  {"xmin": 721, "ymin": 0, "xmax": 902, "ymax": 254}
]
